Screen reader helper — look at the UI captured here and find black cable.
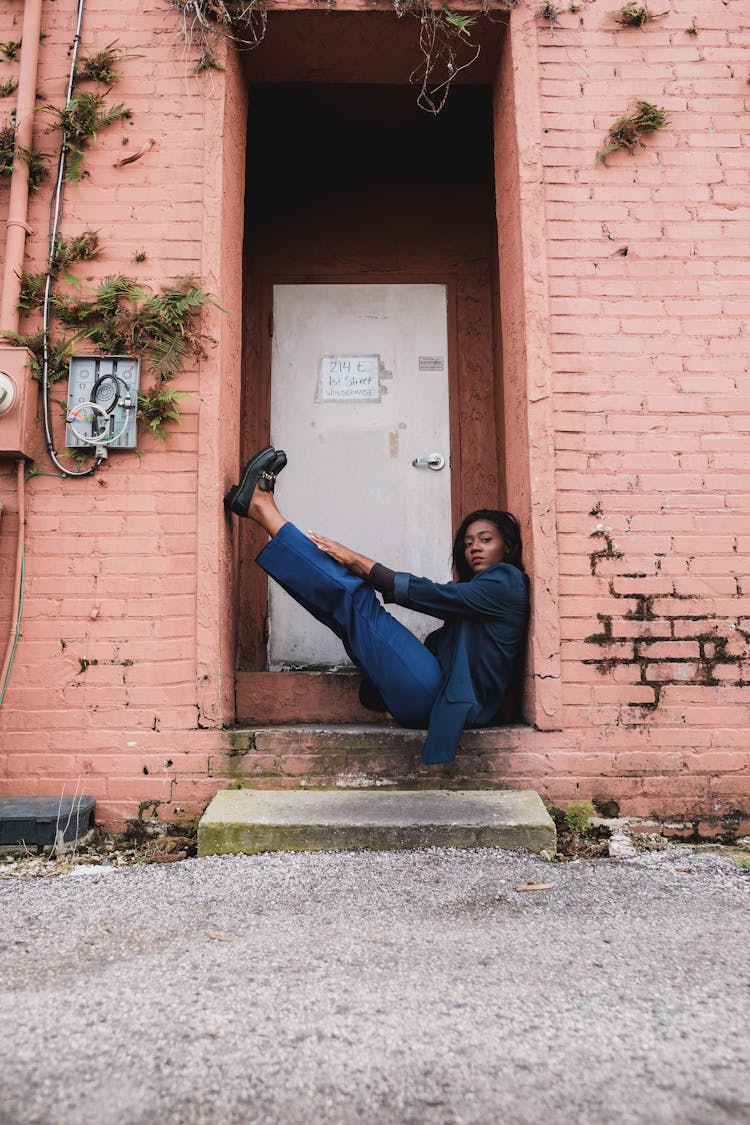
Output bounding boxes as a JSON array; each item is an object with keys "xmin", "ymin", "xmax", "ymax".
[
  {"xmin": 91, "ymin": 372, "xmax": 129, "ymax": 411},
  {"xmin": 89, "ymin": 372, "xmax": 131, "ymax": 441}
]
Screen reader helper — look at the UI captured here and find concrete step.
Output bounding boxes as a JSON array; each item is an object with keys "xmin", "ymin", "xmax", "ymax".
[{"xmin": 197, "ymin": 789, "xmax": 556, "ymax": 857}]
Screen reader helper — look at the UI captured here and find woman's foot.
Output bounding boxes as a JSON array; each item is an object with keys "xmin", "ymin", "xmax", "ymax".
[
  {"xmin": 247, "ymin": 484, "xmax": 287, "ymax": 537},
  {"xmin": 224, "ymin": 446, "xmax": 287, "ymax": 517}
]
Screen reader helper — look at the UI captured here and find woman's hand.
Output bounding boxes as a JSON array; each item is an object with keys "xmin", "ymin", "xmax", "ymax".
[{"xmin": 308, "ymin": 531, "xmax": 375, "ymax": 578}]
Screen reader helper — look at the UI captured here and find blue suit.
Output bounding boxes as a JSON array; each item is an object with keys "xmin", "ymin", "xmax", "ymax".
[{"xmin": 256, "ymin": 522, "xmax": 529, "ymax": 765}]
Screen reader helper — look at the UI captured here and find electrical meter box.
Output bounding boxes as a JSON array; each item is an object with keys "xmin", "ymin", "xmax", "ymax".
[
  {"xmin": 66, "ymin": 355, "xmax": 140, "ymax": 450},
  {"xmin": 0, "ymin": 346, "xmax": 39, "ymax": 460}
]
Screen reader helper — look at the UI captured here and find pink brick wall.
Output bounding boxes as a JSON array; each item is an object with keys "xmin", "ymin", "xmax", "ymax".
[
  {"xmin": 0, "ymin": 0, "xmax": 243, "ymax": 825},
  {"xmin": 0, "ymin": 0, "xmax": 747, "ymax": 830},
  {"xmin": 536, "ymin": 0, "xmax": 750, "ymax": 819}
]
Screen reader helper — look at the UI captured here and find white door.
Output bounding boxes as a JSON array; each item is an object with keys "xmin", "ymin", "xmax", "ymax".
[{"xmin": 268, "ymin": 283, "xmax": 452, "ymax": 669}]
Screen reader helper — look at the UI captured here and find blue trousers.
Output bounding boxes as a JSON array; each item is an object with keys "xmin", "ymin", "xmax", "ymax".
[{"xmin": 256, "ymin": 522, "xmax": 443, "ymax": 728}]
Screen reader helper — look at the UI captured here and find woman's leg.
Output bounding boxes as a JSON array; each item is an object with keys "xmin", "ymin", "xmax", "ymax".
[{"xmin": 248, "ymin": 490, "xmax": 442, "ymax": 728}]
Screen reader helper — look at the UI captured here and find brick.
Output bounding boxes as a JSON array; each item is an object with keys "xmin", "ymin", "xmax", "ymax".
[
  {"xmin": 686, "ymin": 750, "xmax": 750, "ymax": 773},
  {"xmin": 712, "ymin": 663, "xmax": 748, "ymax": 683},
  {"xmin": 612, "ymin": 577, "xmax": 675, "ymax": 597},
  {"xmin": 593, "ymin": 685, "xmax": 659, "ymax": 705},
  {"xmin": 613, "ymin": 752, "xmax": 686, "ymax": 775},
  {"xmin": 637, "ymin": 641, "xmax": 702, "ymax": 660},
  {"xmin": 106, "ymin": 777, "xmax": 174, "ymax": 801},
  {"xmin": 705, "ymin": 729, "xmax": 750, "ymax": 749},
  {"xmin": 0, "ymin": 779, "xmax": 40, "ymax": 796},
  {"xmin": 566, "ymin": 644, "xmax": 637, "ymax": 670},
  {"xmin": 561, "ymin": 684, "xmax": 595, "ymax": 706},
  {"xmin": 681, "ymin": 703, "xmax": 750, "ymax": 728},
  {"xmin": 614, "ymin": 620, "xmax": 673, "ymax": 641},
  {"xmin": 709, "ymin": 776, "xmax": 750, "ymax": 799},
  {"xmin": 673, "ymin": 577, "xmax": 740, "ymax": 597},
  {"xmin": 644, "ymin": 662, "xmax": 701, "ymax": 683}
]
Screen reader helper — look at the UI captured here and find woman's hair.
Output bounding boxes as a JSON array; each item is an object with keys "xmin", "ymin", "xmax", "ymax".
[{"xmin": 452, "ymin": 509, "xmax": 526, "ymax": 582}]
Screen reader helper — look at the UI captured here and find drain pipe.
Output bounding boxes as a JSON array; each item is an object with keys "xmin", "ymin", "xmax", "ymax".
[
  {"xmin": 0, "ymin": 459, "xmax": 25, "ymax": 705},
  {"xmin": 0, "ymin": 0, "xmax": 44, "ymax": 329},
  {"xmin": 0, "ymin": 0, "xmax": 42, "ymax": 708}
]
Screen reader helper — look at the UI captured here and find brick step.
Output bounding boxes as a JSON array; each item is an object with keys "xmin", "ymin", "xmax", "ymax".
[
  {"xmin": 235, "ymin": 672, "xmax": 372, "ymax": 724},
  {"xmin": 198, "ymin": 788, "xmax": 556, "ymax": 857},
  {"xmin": 222, "ymin": 724, "xmax": 530, "ymax": 788}
]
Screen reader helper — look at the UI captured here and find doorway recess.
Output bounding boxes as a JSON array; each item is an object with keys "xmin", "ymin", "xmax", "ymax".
[{"xmin": 236, "ymin": 12, "xmax": 509, "ymax": 721}]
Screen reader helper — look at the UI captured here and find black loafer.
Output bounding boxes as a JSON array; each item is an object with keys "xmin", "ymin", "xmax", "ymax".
[
  {"xmin": 224, "ymin": 445, "xmax": 282, "ymax": 517},
  {"xmin": 268, "ymin": 448, "xmax": 287, "ymax": 482}
]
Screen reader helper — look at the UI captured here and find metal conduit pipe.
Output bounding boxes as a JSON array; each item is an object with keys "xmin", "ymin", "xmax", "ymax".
[{"xmin": 0, "ymin": 0, "xmax": 44, "ymax": 332}]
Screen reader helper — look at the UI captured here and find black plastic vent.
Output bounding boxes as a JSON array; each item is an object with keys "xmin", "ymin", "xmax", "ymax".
[{"xmin": 0, "ymin": 797, "xmax": 95, "ymax": 847}]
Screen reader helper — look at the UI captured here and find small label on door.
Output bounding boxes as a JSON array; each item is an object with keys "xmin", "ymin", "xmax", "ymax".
[
  {"xmin": 316, "ymin": 355, "xmax": 381, "ymax": 403},
  {"xmin": 418, "ymin": 356, "xmax": 445, "ymax": 372}
]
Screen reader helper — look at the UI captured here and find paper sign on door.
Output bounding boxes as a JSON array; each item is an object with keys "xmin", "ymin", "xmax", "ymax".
[{"xmin": 316, "ymin": 355, "xmax": 381, "ymax": 403}]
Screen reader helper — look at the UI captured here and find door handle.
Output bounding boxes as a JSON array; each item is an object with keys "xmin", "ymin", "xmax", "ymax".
[{"xmin": 412, "ymin": 453, "xmax": 446, "ymax": 471}]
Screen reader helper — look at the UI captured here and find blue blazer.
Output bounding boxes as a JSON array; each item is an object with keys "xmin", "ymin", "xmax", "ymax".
[{"xmin": 387, "ymin": 564, "xmax": 529, "ymax": 765}]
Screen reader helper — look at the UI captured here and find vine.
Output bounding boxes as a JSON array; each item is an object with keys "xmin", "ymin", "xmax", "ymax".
[
  {"xmin": 0, "ymin": 121, "xmax": 48, "ymax": 190},
  {"xmin": 612, "ymin": 3, "xmax": 666, "ymax": 27},
  {"xmin": 169, "ymin": 0, "xmax": 268, "ymax": 71},
  {"xmin": 19, "ymin": 231, "xmax": 101, "ymax": 311},
  {"xmin": 596, "ymin": 99, "xmax": 668, "ymax": 163},
  {"xmin": 536, "ymin": 2, "xmax": 560, "ymax": 27},
  {"xmin": 1, "ymin": 40, "xmax": 218, "ymax": 449},
  {"xmin": 0, "ymin": 41, "xmax": 20, "ymax": 62},
  {"xmin": 44, "ymin": 91, "xmax": 132, "ymax": 183},
  {"xmin": 10, "ymin": 270, "xmax": 217, "ymax": 438},
  {"xmin": 138, "ymin": 385, "xmax": 192, "ymax": 439},
  {"xmin": 168, "ymin": 0, "xmax": 517, "ymax": 113},
  {"xmin": 0, "ymin": 121, "xmax": 14, "ymax": 176},
  {"xmin": 74, "ymin": 42, "xmax": 132, "ymax": 85}
]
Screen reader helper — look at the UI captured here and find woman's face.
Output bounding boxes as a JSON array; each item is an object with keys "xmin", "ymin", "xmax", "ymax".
[{"xmin": 463, "ymin": 519, "xmax": 507, "ymax": 574}]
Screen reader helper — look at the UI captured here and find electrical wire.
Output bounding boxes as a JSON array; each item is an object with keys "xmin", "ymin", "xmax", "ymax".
[
  {"xmin": 67, "ymin": 371, "xmax": 134, "ymax": 446},
  {"xmin": 94, "ymin": 372, "xmax": 135, "ymax": 445},
  {"xmin": 66, "ymin": 400, "xmax": 111, "ymax": 445},
  {"xmin": 40, "ymin": 0, "xmax": 101, "ymax": 478}
]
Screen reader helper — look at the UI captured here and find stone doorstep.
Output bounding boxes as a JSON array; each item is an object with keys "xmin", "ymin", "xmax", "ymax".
[
  {"xmin": 225, "ymin": 724, "xmax": 528, "ymax": 786},
  {"xmin": 197, "ymin": 789, "xmax": 556, "ymax": 857},
  {"xmin": 245, "ymin": 723, "xmax": 521, "ymax": 740},
  {"xmin": 248, "ymin": 723, "xmax": 426, "ymax": 752},
  {"xmin": 234, "ymin": 723, "xmax": 526, "ymax": 759}
]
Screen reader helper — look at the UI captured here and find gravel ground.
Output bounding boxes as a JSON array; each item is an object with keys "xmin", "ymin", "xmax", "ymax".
[{"xmin": 1, "ymin": 846, "xmax": 748, "ymax": 1125}]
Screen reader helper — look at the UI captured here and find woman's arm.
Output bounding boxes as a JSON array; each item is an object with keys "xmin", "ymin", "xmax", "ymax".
[
  {"xmin": 307, "ymin": 531, "xmax": 375, "ymax": 578},
  {"xmin": 309, "ymin": 530, "xmax": 525, "ymax": 620},
  {"xmin": 308, "ymin": 532, "xmax": 396, "ymax": 597},
  {"xmin": 394, "ymin": 568, "xmax": 528, "ymax": 621}
]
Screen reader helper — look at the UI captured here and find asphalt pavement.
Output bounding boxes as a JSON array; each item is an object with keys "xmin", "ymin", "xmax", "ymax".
[{"xmin": 1, "ymin": 847, "xmax": 748, "ymax": 1124}]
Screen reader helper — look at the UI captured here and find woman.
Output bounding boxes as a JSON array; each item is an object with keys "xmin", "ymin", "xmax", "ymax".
[{"xmin": 225, "ymin": 446, "xmax": 530, "ymax": 765}]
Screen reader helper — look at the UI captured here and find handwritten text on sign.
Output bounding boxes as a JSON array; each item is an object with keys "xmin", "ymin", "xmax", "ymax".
[{"xmin": 317, "ymin": 355, "xmax": 381, "ymax": 403}]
